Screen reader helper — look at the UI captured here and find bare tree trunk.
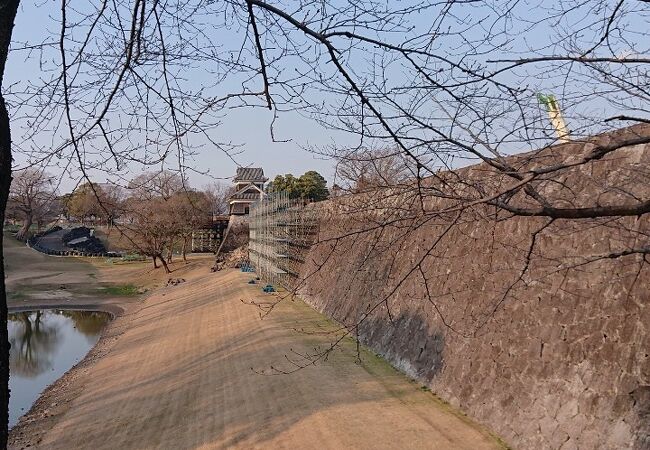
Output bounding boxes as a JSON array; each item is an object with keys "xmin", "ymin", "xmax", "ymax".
[
  {"xmin": 0, "ymin": 2, "xmax": 21, "ymax": 445},
  {"xmin": 15, "ymin": 214, "xmax": 32, "ymax": 241},
  {"xmin": 182, "ymin": 237, "xmax": 188, "ymax": 262},
  {"xmin": 152, "ymin": 256, "xmax": 158, "ymax": 269},
  {"xmin": 167, "ymin": 241, "xmax": 174, "ymax": 263},
  {"xmin": 157, "ymin": 254, "xmax": 171, "ymax": 273}
]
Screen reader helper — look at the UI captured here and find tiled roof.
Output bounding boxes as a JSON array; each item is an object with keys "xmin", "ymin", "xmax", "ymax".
[
  {"xmin": 234, "ymin": 167, "xmax": 266, "ymax": 182},
  {"xmin": 230, "ymin": 192, "xmax": 263, "ymax": 200},
  {"xmin": 230, "ymin": 184, "xmax": 264, "ymax": 201}
]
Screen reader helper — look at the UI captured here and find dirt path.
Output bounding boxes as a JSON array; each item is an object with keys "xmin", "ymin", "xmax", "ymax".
[{"xmin": 9, "ymin": 264, "xmax": 504, "ymax": 449}]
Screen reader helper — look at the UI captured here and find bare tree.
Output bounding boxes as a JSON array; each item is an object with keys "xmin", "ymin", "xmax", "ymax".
[
  {"xmin": 128, "ymin": 172, "xmax": 184, "ymax": 202},
  {"xmin": 121, "ymin": 171, "xmax": 208, "ymax": 268},
  {"xmin": 170, "ymin": 190, "xmax": 211, "ymax": 261},
  {"xmin": 334, "ymin": 148, "xmax": 412, "ymax": 193},
  {"xmin": 100, "ymin": 184, "xmax": 126, "ymax": 227},
  {"xmin": 0, "ymin": 0, "xmax": 648, "ymax": 446},
  {"xmin": 204, "ymin": 182, "xmax": 232, "ymax": 217},
  {"xmin": 122, "ymin": 195, "xmax": 175, "ymax": 273},
  {"xmin": 7, "ymin": 168, "xmax": 56, "ymax": 241},
  {"xmin": 122, "ymin": 172, "xmax": 182, "ymax": 270}
]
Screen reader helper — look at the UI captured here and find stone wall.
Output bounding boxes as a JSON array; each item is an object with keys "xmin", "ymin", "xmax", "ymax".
[
  {"xmin": 217, "ymin": 215, "xmax": 250, "ymax": 254},
  {"xmin": 298, "ymin": 126, "xmax": 650, "ymax": 449}
]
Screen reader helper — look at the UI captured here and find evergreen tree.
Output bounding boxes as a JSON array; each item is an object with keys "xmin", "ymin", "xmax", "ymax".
[
  {"xmin": 269, "ymin": 171, "xmax": 328, "ymax": 201},
  {"xmin": 297, "ymin": 171, "xmax": 329, "ymax": 201},
  {"xmin": 269, "ymin": 174, "xmax": 299, "ymax": 198}
]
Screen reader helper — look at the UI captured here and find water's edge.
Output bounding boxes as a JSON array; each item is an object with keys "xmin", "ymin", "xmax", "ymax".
[{"xmin": 8, "ymin": 302, "xmax": 114, "ymax": 431}]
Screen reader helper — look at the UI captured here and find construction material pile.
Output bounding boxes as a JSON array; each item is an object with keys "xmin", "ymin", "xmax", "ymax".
[
  {"xmin": 62, "ymin": 227, "xmax": 108, "ymax": 254},
  {"xmin": 212, "ymin": 244, "xmax": 248, "ymax": 272},
  {"xmin": 29, "ymin": 226, "xmax": 113, "ymax": 256}
]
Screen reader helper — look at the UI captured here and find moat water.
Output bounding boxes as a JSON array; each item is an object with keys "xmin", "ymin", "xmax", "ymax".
[{"xmin": 8, "ymin": 309, "xmax": 111, "ymax": 428}]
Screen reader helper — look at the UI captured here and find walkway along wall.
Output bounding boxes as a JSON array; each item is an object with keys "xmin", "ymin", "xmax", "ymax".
[{"xmin": 297, "ymin": 126, "xmax": 650, "ymax": 449}]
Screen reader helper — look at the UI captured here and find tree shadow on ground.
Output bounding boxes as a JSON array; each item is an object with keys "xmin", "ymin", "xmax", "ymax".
[{"xmin": 13, "ymin": 272, "xmax": 494, "ymax": 450}]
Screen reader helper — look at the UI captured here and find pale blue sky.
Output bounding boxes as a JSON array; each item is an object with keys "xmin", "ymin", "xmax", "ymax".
[
  {"xmin": 6, "ymin": 0, "xmax": 649, "ymax": 194},
  {"xmin": 6, "ymin": 0, "xmax": 350, "ymax": 192}
]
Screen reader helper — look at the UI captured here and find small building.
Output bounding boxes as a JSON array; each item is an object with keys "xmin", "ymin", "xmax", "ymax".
[{"xmin": 229, "ymin": 167, "xmax": 267, "ymax": 215}]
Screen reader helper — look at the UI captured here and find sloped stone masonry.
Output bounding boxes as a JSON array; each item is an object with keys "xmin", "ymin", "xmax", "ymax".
[{"xmin": 299, "ymin": 126, "xmax": 650, "ymax": 449}]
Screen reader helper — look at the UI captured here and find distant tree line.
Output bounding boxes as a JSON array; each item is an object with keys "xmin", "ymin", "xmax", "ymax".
[
  {"xmin": 6, "ymin": 168, "xmax": 332, "ymax": 271},
  {"xmin": 5, "ymin": 169, "xmax": 234, "ymax": 273}
]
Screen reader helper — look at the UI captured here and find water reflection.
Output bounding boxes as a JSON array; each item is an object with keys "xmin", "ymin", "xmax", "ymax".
[
  {"xmin": 9, "ymin": 311, "xmax": 60, "ymax": 377},
  {"xmin": 61, "ymin": 310, "xmax": 111, "ymax": 337},
  {"xmin": 8, "ymin": 310, "xmax": 110, "ymax": 428}
]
